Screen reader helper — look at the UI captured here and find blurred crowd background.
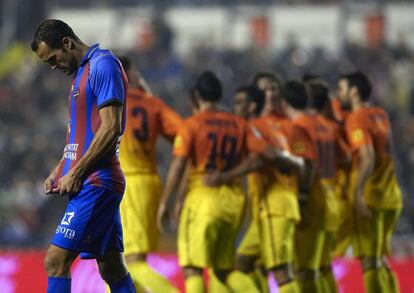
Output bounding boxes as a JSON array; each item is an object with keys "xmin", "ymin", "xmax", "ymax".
[{"xmin": 1, "ymin": 0, "xmax": 414, "ymax": 257}]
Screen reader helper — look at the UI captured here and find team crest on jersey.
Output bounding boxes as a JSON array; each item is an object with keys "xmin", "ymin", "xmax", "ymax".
[
  {"xmin": 351, "ymin": 129, "xmax": 364, "ymax": 143},
  {"xmin": 173, "ymin": 135, "xmax": 184, "ymax": 149}
]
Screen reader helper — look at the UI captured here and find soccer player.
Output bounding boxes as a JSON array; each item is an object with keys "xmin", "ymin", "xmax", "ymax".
[
  {"xmin": 31, "ymin": 20, "xmax": 135, "ymax": 292},
  {"xmin": 157, "ymin": 71, "xmax": 263, "ymax": 293},
  {"xmin": 118, "ymin": 57, "xmax": 181, "ymax": 293},
  {"xmin": 232, "ymin": 85, "xmax": 268, "ymax": 292},
  {"xmin": 305, "ymin": 80, "xmax": 351, "ymax": 293},
  {"xmin": 338, "ymin": 71, "xmax": 402, "ymax": 293}
]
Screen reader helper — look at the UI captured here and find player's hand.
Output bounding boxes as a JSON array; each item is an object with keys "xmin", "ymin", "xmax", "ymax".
[
  {"xmin": 204, "ymin": 171, "xmax": 226, "ymax": 187},
  {"xmin": 57, "ymin": 170, "xmax": 83, "ymax": 196},
  {"xmin": 354, "ymin": 197, "xmax": 372, "ymax": 219},
  {"xmin": 44, "ymin": 172, "xmax": 59, "ymax": 195},
  {"xmin": 173, "ymin": 198, "xmax": 184, "ymax": 223},
  {"xmin": 157, "ymin": 202, "xmax": 169, "ymax": 233}
]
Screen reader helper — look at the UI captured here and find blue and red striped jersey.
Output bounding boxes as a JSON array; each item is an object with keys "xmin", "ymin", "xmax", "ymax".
[{"xmin": 54, "ymin": 44, "xmax": 128, "ymax": 194}]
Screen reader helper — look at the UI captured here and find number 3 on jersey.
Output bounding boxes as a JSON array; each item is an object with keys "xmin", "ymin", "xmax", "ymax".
[
  {"xmin": 206, "ymin": 133, "xmax": 237, "ymax": 171},
  {"xmin": 132, "ymin": 106, "xmax": 149, "ymax": 142}
]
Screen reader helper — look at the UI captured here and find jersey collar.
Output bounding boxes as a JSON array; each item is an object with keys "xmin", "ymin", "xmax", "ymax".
[{"xmin": 80, "ymin": 43, "xmax": 100, "ymax": 66}]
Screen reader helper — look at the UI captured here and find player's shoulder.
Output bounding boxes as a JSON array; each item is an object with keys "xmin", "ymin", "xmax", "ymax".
[{"xmin": 89, "ymin": 47, "xmax": 120, "ymax": 73}]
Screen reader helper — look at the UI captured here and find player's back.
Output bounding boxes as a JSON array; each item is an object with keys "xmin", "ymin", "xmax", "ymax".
[
  {"xmin": 183, "ymin": 110, "xmax": 247, "ymax": 178},
  {"xmin": 120, "ymin": 89, "xmax": 182, "ymax": 174}
]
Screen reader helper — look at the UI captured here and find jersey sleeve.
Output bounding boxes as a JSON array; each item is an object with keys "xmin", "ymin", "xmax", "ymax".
[
  {"xmin": 172, "ymin": 121, "xmax": 192, "ymax": 157},
  {"xmin": 159, "ymin": 100, "xmax": 183, "ymax": 140},
  {"xmin": 90, "ymin": 57, "xmax": 125, "ymax": 108},
  {"xmin": 345, "ymin": 114, "xmax": 372, "ymax": 151},
  {"xmin": 289, "ymin": 125, "xmax": 316, "ymax": 161}
]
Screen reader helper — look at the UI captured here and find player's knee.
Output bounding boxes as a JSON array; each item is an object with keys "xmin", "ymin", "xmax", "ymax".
[
  {"xmin": 44, "ymin": 250, "xmax": 71, "ymax": 277},
  {"xmin": 297, "ymin": 268, "xmax": 319, "ymax": 281},
  {"xmin": 183, "ymin": 266, "xmax": 203, "ymax": 279},
  {"xmin": 271, "ymin": 264, "xmax": 294, "ymax": 284},
  {"xmin": 235, "ymin": 254, "xmax": 256, "ymax": 273},
  {"xmin": 125, "ymin": 253, "xmax": 147, "ymax": 264},
  {"xmin": 360, "ymin": 256, "xmax": 382, "ymax": 271},
  {"xmin": 97, "ymin": 252, "xmax": 129, "ymax": 283}
]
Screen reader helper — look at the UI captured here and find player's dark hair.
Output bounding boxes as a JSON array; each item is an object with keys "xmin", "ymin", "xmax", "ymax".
[
  {"xmin": 340, "ymin": 71, "xmax": 372, "ymax": 102},
  {"xmin": 281, "ymin": 80, "xmax": 308, "ymax": 110},
  {"xmin": 195, "ymin": 71, "xmax": 222, "ymax": 102},
  {"xmin": 31, "ymin": 19, "xmax": 80, "ymax": 51},
  {"xmin": 308, "ymin": 82, "xmax": 329, "ymax": 111},
  {"xmin": 253, "ymin": 71, "xmax": 282, "ymax": 87},
  {"xmin": 118, "ymin": 56, "xmax": 131, "ymax": 72},
  {"xmin": 236, "ymin": 85, "xmax": 265, "ymax": 116}
]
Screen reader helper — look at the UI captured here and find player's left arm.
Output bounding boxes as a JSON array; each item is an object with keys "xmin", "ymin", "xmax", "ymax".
[{"xmin": 58, "ymin": 104, "xmax": 123, "ymax": 195}]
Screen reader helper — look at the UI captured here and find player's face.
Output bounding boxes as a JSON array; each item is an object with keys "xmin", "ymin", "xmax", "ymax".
[
  {"xmin": 234, "ymin": 92, "xmax": 249, "ymax": 118},
  {"xmin": 337, "ymin": 79, "xmax": 351, "ymax": 107},
  {"xmin": 35, "ymin": 41, "xmax": 77, "ymax": 75}
]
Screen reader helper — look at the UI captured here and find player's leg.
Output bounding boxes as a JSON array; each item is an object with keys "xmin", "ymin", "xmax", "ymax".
[
  {"xmin": 381, "ymin": 209, "xmax": 402, "ymax": 293},
  {"xmin": 213, "ymin": 188, "xmax": 260, "ymax": 293},
  {"xmin": 262, "ymin": 216, "xmax": 299, "ymax": 293},
  {"xmin": 184, "ymin": 266, "xmax": 205, "ymax": 293},
  {"xmin": 295, "ymin": 220, "xmax": 325, "ymax": 293},
  {"xmin": 121, "ymin": 174, "xmax": 178, "ymax": 292},
  {"xmin": 354, "ymin": 208, "xmax": 389, "ymax": 293},
  {"xmin": 234, "ymin": 219, "xmax": 268, "ymax": 292},
  {"xmin": 44, "ymin": 244, "xmax": 78, "ymax": 293},
  {"xmin": 319, "ymin": 232, "xmax": 338, "ymax": 293},
  {"xmin": 96, "ymin": 251, "xmax": 135, "ymax": 292}
]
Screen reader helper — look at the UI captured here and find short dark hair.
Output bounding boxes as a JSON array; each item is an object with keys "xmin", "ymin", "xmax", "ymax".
[
  {"xmin": 195, "ymin": 71, "xmax": 222, "ymax": 102},
  {"xmin": 236, "ymin": 85, "xmax": 265, "ymax": 116},
  {"xmin": 31, "ymin": 19, "xmax": 80, "ymax": 51},
  {"xmin": 118, "ymin": 56, "xmax": 131, "ymax": 72},
  {"xmin": 281, "ymin": 80, "xmax": 308, "ymax": 110},
  {"xmin": 341, "ymin": 71, "xmax": 372, "ymax": 101},
  {"xmin": 308, "ymin": 82, "xmax": 329, "ymax": 111},
  {"xmin": 253, "ymin": 71, "xmax": 282, "ymax": 87}
]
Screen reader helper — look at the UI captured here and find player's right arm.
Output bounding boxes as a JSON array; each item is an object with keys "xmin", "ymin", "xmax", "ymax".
[
  {"xmin": 157, "ymin": 125, "xmax": 191, "ymax": 232},
  {"xmin": 159, "ymin": 99, "xmax": 184, "ymax": 143},
  {"xmin": 345, "ymin": 114, "xmax": 375, "ymax": 219}
]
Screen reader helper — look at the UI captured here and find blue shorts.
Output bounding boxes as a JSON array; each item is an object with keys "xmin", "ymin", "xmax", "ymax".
[{"xmin": 51, "ymin": 185, "xmax": 124, "ymax": 259}]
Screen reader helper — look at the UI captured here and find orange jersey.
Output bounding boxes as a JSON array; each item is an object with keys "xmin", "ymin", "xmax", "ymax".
[
  {"xmin": 249, "ymin": 115, "xmax": 316, "ymax": 191},
  {"xmin": 120, "ymin": 88, "xmax": 183, "ymax": 174},
  {"xmin": 173, "ymin": 110, "xmax": 267, "ymax": 177},
  {"xmin": 345, "ymin": 106, "xmax": 402, "ymax": 209}
]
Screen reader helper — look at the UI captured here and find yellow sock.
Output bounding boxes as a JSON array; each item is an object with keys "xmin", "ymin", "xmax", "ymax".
[
  {"xmin": 208, "ymin": 269, "xmax": 231, "ymax": 293},
  {"xmin": 128, "ymin": 261, "xmax": 178, "ymax": 293},
  {"xmin": 279, "ymin": 280, "xmax": 300, "ymax": 293},
  {"xmin": 226, "ymin": 271, "xmax": 260, "ymax": 293},
  {"xmin": 186, "ymin": 275, "xmax": 205, "ymax": 293},
  {"xmin": 363, "ymin": 269, "xmax": 389, "ymax": 293},
  {"xmin": 321, "ymin": 270, "xmax": 338, "ymax": 293},
  {"xmin": 381, "ymin": 267, "xmax": 400, "ymax": 293}
]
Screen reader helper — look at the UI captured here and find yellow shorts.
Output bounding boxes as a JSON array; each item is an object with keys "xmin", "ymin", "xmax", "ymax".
[
  {"xmin": 178, "ymin": 184, "xmax": 245, "ymax": 270},
  {"xmin": 120, "ymin": 173, "xmax": 162, "ymax": 256},
  {"xmin": 259, "ymin": 214, "xmax": 296, "ymax": 270},
  {"xmin": 333, "ymin": 200, "xmax": 354, "ymax": 257},
  {"xmin": 353, "ymin": 207, "xmax": 401, "ymax": 258},
  {"xmin": 294, "ymin": 195, "xmax": 325, "ymax": 271},
  {"xmin": 237, "ymin": 219, "xmax": 260, "ymax": 257}
]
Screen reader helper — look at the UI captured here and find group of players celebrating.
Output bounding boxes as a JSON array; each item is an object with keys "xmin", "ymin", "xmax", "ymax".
[
  {"xmin": 31, "ymin": 19, "xmax": 401, "ymax": 293},
  {"xmin": 120, "ymin": 60, "xmax": 402, "ymax": 293}
]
